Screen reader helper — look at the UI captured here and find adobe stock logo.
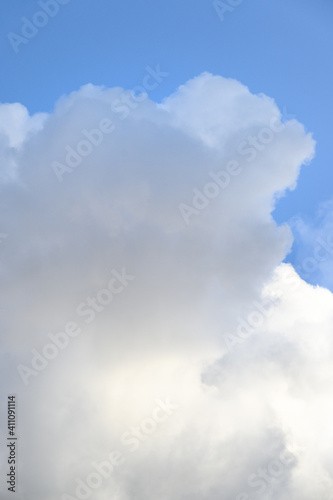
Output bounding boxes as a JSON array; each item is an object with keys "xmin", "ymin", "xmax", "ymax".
[
  {"xmin": 213, "ymin": 0, "xmax": 245, "ymax": 22},
  {"xmin": 62, "ymin": 397, "xmax": 179, "ymax": 500},
  {"xmin": 17, "ymin": 268, "xmax": 134, "ymax": 386},
  {"xmin": 52, "ymin": 118, "xmax": 114, "ymax": 182},
  {"xmin": 179, "ymin": 114, "xmax": 285, "ymax": 225},
  {"xmin": 52, "ymin": 65, "xmax": 169, "ymax": 182},
  {"xmin": 223, "ymin": 295, "xmax": 279, "ymax": 353},
  {"xmin": 7, "ymin": 0, "xmax": 71, "ymax": 54},
  {"xmin": 236, "ymin": 449, "xmax": 296, "ymax": 500}
]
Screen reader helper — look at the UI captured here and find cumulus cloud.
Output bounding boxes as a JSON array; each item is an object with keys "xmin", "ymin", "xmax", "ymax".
[
  {"xmin": 288, "ymin": 200, "xmax": 333, "ymax": 290},
  {"xmin": 1, "ymin": 73, "xmax": 331, "ymax": 500},
  {"xmin": 0, "ymin": 102, "xmax": 46, "ymax": 182}
]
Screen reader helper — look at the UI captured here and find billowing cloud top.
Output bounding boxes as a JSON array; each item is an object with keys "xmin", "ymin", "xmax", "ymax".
[{"xmin": 1, "ymin": 74, "xmax": 332, "ymax": 500}]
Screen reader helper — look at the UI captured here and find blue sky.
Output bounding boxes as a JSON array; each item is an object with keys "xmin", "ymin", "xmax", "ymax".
[{"xmin": 1, "ymin": 0, "xmax": 332, "ymax": 286}]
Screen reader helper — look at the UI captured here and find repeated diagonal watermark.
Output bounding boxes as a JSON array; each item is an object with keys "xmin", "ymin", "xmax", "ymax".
[
  {"xmin": 8, "ymin": 0, "xmax": 71, "ymax": 54},
  {"xmin": 213, "ymin": 0, "xmax": 246, "ymax": 23},
  {"xmin": 223, "ymin": 220, "xmax": 333, "ymax": 353},
  {"xmin": 61, "ymin": 397, "xmax": 179, "ymax": 500},
  {"xmin": 288, "ymin": 216, "xmax": 333, "ymax": 281},
  {"xmin": 222, "ymin": 295, "xmax": 280, "ymax": 353},
  {"xmin": 179, "ymin": 114, "xmax": 286, "ymax": 225},
  {"xmin": 235, "ymin": 448, "xmax": 296, "ymax": 500},
  {"xmin": 17, "ymin": 268, "xmax": 134, "ymax": 386},
  {"xmin": 52, "ymin": 64, "xmax": 169, "ymax": 182}
]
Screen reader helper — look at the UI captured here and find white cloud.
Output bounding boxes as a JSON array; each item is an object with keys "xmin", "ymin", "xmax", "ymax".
[
  {"xmin": 0, "ymin": 102, "xmax": 47, "ymax": 182},
  {"xmin": 1, "ymin": 74, "xmax": 332, "ymax": 499}
]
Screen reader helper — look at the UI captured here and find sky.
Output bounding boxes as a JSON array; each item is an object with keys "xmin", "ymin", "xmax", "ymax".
[
  {"xmin": 1, "ymin": 1, "xmax": 333, "ymax": 499},
  {"xmin": 1, "ymin": 0, "xmax": 333, "ymax": 236}
]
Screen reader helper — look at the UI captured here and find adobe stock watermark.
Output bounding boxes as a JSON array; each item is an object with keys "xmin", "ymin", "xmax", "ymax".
[
  {"xmin": 224, "ymin": 229, "xmax": 333, "ymax": 354},
  {"xmin": 52, "ymin": 64, "xmax": 169, "ymax": 182},
  {"xmin": 223, "ymin": 227, "xmax": 330, "ymax": 356},
  {"xmin": 179, "ymin": 114, "xmax": 285, "ymax": 225},
  {"xmin": 52, "ymin": 117, "xmax": 114, "ymax": 182},
  {"xmin": 288, "ymin": 217, "xmax": 333, "ymax": 281},
  {"xmin": 8, "ymin": 0, "xmax": 71, "ymax": 54},
  {"xmin": 236, "ymin": 449, "xmax": 296, "ymax": 500},
  {"xmin": 213, "ymin": 0, "xmax": 246, "ymax": 23},
  {"xmin": 223, "ymin": 295, "xmax": 279, "ymax": 353},
  {"xmin": 62, "ymin": 397, "xmax": 179, "ymax": 500},
  {"xmin": 299, "ymin": 234, "xmax": 333, "ymax": 277},
  {"xmin": 17, "ymin": 268, "xmax": 134, "ymax": 386}
]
